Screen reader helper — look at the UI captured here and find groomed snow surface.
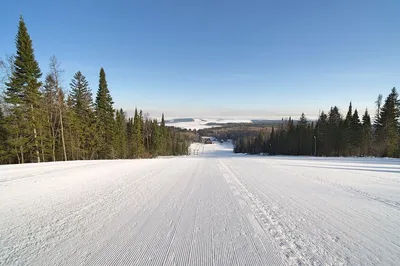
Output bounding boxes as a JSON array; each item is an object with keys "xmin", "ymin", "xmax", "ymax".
[{"xmin": 1, "ymin": 143, "xmax": 400, "ymax": 266}]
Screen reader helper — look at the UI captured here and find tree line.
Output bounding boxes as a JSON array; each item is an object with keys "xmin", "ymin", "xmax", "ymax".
[
  {"xmin": 0, "ymin": 16, "xmax": 189, "ymax": 164},
  {"xmin": 234, "ymin": 88, "xmax": 400, "ymax": 158}
]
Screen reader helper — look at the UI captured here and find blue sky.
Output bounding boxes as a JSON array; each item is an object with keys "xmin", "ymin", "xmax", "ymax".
[{"xmin": 1, "ymin": 0, "xmax": 399, "ymax": 119}]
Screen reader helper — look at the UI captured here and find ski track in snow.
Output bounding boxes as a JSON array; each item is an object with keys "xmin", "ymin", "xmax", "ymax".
[{"xmin": 1, "ymin": 143, "xmax": 400, "ymax": 265}]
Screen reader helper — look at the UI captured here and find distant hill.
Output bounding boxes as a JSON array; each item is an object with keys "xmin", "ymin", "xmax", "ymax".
[
  {"xmin": 165, "ymin": 118, "xmax": 195, "ymax": 123},
  {"xmin": 251, "ymin": 119, "xmax": 286, "ymax": 124},
  {"xmin": 165, "ymin": 117, "xmax": 288, "ymax": 130}
]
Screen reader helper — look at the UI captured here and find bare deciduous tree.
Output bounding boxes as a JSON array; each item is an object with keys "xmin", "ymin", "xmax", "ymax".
[{"xmin": 49, "ymin": 56, "xmax": 67, "ymax": 161}]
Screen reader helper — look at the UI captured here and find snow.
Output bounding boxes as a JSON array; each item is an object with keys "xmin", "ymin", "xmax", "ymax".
[
  {"xmin": 1, "ymin": 143, "xmax": 400, "ymax": 265},
  {"xmin": 166, "ymin": 118, "xmax": 252, "ymax": 130}
]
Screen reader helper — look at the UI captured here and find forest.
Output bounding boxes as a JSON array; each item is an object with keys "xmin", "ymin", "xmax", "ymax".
[
  {"xmin": 234, "ymin": 89, "xmax": 400, "ymax": 158},
  {"xmin": 0, "ymin": 16, "xmax": 190, "ymax": 164},
  {"xmin": 2, "ymin": 16, "xmax": 399, "ymax": 163}
]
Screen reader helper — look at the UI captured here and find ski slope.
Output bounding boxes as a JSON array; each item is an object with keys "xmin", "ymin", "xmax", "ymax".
[{"xmin": 1, "ymin": 143, "xmax": 400, "ymax": 265}]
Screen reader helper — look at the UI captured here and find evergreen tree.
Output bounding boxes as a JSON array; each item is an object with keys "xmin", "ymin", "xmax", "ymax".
[
  {"xmin": 315, "ymin": 111, "xmax": 328, "ymax": 156},
  {"xmin": 63, "ymin": 95, "xmax": 80, "ymax": 160},
  {"xmin": 113, "ymin": 109, "xmax": 127, "ymax": 158},
  {"xmin": 70, "ymin": 71, "xmax": 92, "ymax": 117},
  {"xmin": 133, "ymin": 108, "xmax": 144, "ymax": 157},
  {"xmin": 126, "ymin": 117, "xmax": 134, "ymax": 158},
  {"xmin": 265, "ymin": 126, "xmax": 275, "ymax": 155},
  {"xmin": 151, "ymin": 119, "xmax": 160, "ymax": 156},
  {"xmin": 254, "ymin": 131, "xmax": 264, "ymax": 154},
  {"xmin": 69, "ymin": 71, "xmax": 96, "ymax": 159},
  {"xmin": 4, "ymin": 15, "xmax": 42, "ymax": 163},
  {"xmin": 160, "ymin": 113, "xmax": 167, "ymax": 154},
  {"xmin": 361, "ymin": 109, "xmax": 372, "ymax": 155},
  {"xmin": 344, "ymin": 102, "xmax": 353, "ymax": 155},
  {"xmin": 351, "ymin": 109, "xmax": 362, "ymax": 155},
  {"xmin": 95, "ymin": 67, "xmax": 114, "ymax": 159},
  {"xmin": 345, "ymin": 102, "xmax": 353, "ymax": 124},
  {"xmin": 374, "ymin": 94, "xmax": 383, "ymax": 126},
  {"xmin": 376, "ymin": 87, "xmax": 400, "ymax": 157},
  {"xmin": 139, "ymin": 110, "xmax": 144, "ymax": 148},
  {"xmin": 297, "ymin": 113, "xmax": 310, "ymax": 155},
  {"xmin": 328, "ymin": 106, "xmax": 343, "ymax": 156},
  {"xmin": 286, "ymin": 117, "xmax": 296, "ymax": 155},
  {"xmin": 161, "ymin": 113, "xmax": 165, "ymax": 127}
]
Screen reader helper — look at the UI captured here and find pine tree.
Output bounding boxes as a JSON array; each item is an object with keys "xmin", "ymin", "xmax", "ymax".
[
  {"xmin": 95, "ymin": 68, "xmax": 114, "ymax": 159},
  {"xmin": 151, "ymin": 119, "xmax": 160, "ymax": 156},
  {"xmin": 328, "ymin": 106, "xmax": 343, "ymax": 156},
  {"xmin": 297, "ymin": 113, "xmax": 309, "ymax": 155},
  {"xmin": 126, "ymin": 117, "xmax": 134, "ymax": 158},
  {"xmin": 351, "ymin": 109, "xmax": 362, "ymax": 155},
  {"xmin": 344, "ymin": 102, "xmax": 353, "ymax": 155},
  {"xmin": 63, "ymin": 96, "xmax": 79, "ymax": 160},
  {"xmin": 374, "ymin": 94, "xmax": 383, "ymax": 126},
  {"xmin": 286, "ymin": 117, "xmax": 296, "ymax": 155},
  {"xmin": 113, "ymin": 109, "xmax": 127, "ymax": 158},
  {"xmin": 4, "ymin": 15, "xmax": 42, "ymax": 163},
  {"xmin": 139, "ymin": 110, "xmax": 144, "ymax": 151},
  {"xmin": 69, "ymin": 71, "xmax": 96, "ymax": 159},
  {"xmin": 315, "ymin": 111, "xmax": 328, "ymax": 156},
  {"xmin": 268, "ymin": 126, "xmax": 275, "ymax": 154},
  {"xmin": 160, "ymin": 113, "xmax": 166, "ymax": 154},
  {"xmin": 133, "ymin": 108, "xmax": 144, "ymax": 158},
  {"xmin": 161, "ymin": 113, "xmax": 165, "ymax": 127},
  {"xmin": 70, "ymin": 71, "xmax": 92, "ymax": 118},
  {"xmin": 376, "ymin": 88, "xmax": 400, "ymax": 157},
  {"xmin": 361, "ymin": 109, "xmax": 372, "ymax": 156},
  {"xmin": 142, "ymin": 113, "xmax": 152, "ymax": 153}
]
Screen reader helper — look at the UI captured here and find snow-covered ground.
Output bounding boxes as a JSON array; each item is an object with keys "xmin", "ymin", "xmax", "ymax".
[
  {"xmin": 166, "ymin": 118, "xmax": 252, "ymax": 130},
  {"xmin": 1, "ymin": 143, "xmax": 400, "ymax": 265}
]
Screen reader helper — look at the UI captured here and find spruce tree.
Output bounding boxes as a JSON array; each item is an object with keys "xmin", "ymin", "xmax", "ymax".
[
  {"xmin": 161, "ymin": 113, "xmax": 165, "ymax": 127},
  {"xmin": 361, "ymin": 109, "xmax": 372, "ymax": 155},
  {"xmin": 69, "ymin": 71, "xmax": 95, "ymax": 159},
  {"xmin": 267, "ymin": 126, "xmax": 275, "ymax": 155},
  {"xmin": 70, "ymin": 71, "xmax": 92, "ymax": 118},
  {"xmin": 327, "ymin": 107, "xmax": 342, "ymax": 156},
  {"xmin": 4, "ymin": 15, "xmax": 42, "ymax": 163},
  {"xmin": 95, "ymin": 68, "xmax": 114, "ymax": 159},
  {"xmin": 63, "ymin": 96, "xmax": 80, "ymax": 160},
  {"xmin": 374, "ymin": 94, "xmax": 383, "ymax": 126},
  {"xmin": 376, "ymin": 88, "xmax": 400, "ymax": 157},
  {"xmin": 297, "ymin": 113, "xmax": 309, "ymax": 155},
  {"xmin": 160, "ymin": 113, "xmax": 166, "ymax": 154},
  {"xmin": 344, "ymin": 102, "xmax": 353, "ymax": 155},
  {"xmin": 133, "ymin": 108, "xmax": 144, "ymax": 158},
  {"xmin": 126, "ymin": 117, "xmax": 134, "ymax": 158},
  {"xmin": 316, "ymin": 111, "xmax": 328, "ymax": 155},
  {"xmin": 151, "ymin": 119, "xmax": 160, "ymax": 156},
  {"xmin": 113, "ymin": 109, "xmax": 127, "ymax": 158},
  {"xmin": 286, "ymin": 117, "xmax": 296, "ymax": 155},
  {"xmin": 351, "ymin": 109, "xmax": 362, "ymax": 155}
]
